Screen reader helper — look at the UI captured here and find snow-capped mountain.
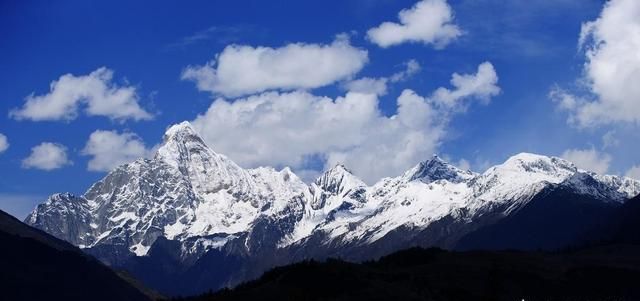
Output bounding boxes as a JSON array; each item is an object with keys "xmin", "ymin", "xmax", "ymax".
[
  {"xmin": 28, "ymin": 122, "xmax": 312, "ymax": 257},
  {"xmin": 24, "ymin": 121, "xmax": 640, "ymax": 295}
]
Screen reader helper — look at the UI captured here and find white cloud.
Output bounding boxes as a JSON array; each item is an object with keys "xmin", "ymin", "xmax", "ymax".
[
  {"xmin": 555, "ymin": 0, "xmax": 640, "ymax": 127},
  {"xmin": 193, "ymin": 91, "xmax": 380, "ymax": 172},
  {"xmin": 431, "ymin": 62, "xmax": 499, "ymax": 109},
  {"xmin": 626, "ymin": 165, "xmax": 640, "ymax": 180},
  {"xmin": 343, "ymin": 77, "xmax": 390, "ymax": 96},
  {"xmin": 367, "ymin": 0, "xmax": 461, "ymax": 48},
  {"xmin": 549, "ymin": 86, "xmax": 578, "ymax": 111},
  {"xmin": 561, "ymin": 148, "xmax": 611, "ymax": 174},
  {"xmin": 22, "ymin": 142, "xmax": 71, "ymax": 171},
  {"xmin": 82, "ymin": 130, "xmax": 151, "ymax": 172},
  {"xmin": 0, "ymin": 133, "xmax": 8, "ymax": 153},
  {"xmin": 322, "ymin": 89, "xmax": 445, "ymax": 183},
  {"xmin": 344, "ymin": 59, "xmax": 422, "ymax": 96},
  {"xmin": 182, "ymin": 36, "xmax": 368, "ymax": 97},
  {"xmin": 10, "ymin": 67, "xmax": 153, "ymax": 122},
  {"xmin": 389, "ymin": 59, "xmax": 422, "ymax": 82},
  {"xmin": 192, "ymin": 62, "xmax": 499, "ymax": 183},
  {"xmin": 456, "ymin": 158, "xmax": 471, "ymax": 171}
]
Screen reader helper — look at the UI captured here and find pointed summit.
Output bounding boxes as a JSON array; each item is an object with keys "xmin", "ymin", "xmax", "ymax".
[
  {"xmin": 156, "ymin": 121, "xmax": 211, "ymax": 160},
  {"xmin": 403, "ymin": 155, "xmax": 475, "ymax": 183},
  {"xmin": 329, "ymin": 163, "xmax": 354, "ymax": 175},
  {"xmin": 155, "ymin": 121, "xmax": 250, "ymax": 194},
  {"xmin": 316, "ymin": 163, "xmax": 366, "ymax": 196},
  {"xmin": 161, "ymin": 121, "xmax": 205, "ymax": 145}
]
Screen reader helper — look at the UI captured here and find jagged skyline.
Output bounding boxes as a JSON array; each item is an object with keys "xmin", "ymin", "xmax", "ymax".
[{"xmin": 2, "ymin": 0, "xmax": 640, "ymax": 220}]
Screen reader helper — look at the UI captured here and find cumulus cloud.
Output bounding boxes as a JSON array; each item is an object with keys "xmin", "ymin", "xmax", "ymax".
[
  {"xmin": 626, "ymin": 165, "xmax": 640, "ymax": 180},
  {"xmin": 10, "ymin": 67, "xmax": 153, "ymax": 122},
  {"xmin": 0, "ymin": 133, "xmax": 8, "ymax": 153},
  {"xmin": 431, "ymin": 62, "xmax": 499, "ymax": 109},
  {"xmin": 554, "ymin": 0, "xmax": 640, "ymax": 127},
  {"xmin": 367, "ymin": 0, "xmax": 461, "ymax": 48},
  {"xmin": 561, "ymin": 148, "xmax": 611, "ymax": 174},
  {"xmin": 82, "ymin": 130, "xmax": 151, "ymax": 172},
  {"xmin": 22, "ymin": 142, "xmax": 71, "ymax": 171},
  {"xmin": 193, "ymin": 91, "xmax": 379, "ymax": 171},
  {"xmin": 192, "ymin": 62, "xmax": 499, "ymax": 183},
  {"xmin": 182, "ymin": 36, "xmax": 368, "ymax": 97},
  {"xmin": 343, "ymin": 59, "xmax": 421, "ymax": 96}
]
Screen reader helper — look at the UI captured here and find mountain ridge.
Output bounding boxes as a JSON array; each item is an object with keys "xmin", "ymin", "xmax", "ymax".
[{"xmin": 24, "ymin": 121, "xmax": 640, "ymax": 295}]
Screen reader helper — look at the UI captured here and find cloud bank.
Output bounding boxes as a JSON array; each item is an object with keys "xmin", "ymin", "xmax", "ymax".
[{"xmin": 192, "ymin": 62, "xmax": 499, "ymax": 183}]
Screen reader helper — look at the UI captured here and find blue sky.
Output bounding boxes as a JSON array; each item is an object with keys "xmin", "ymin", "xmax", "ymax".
[{"xmin": 2, "ymin": 0, "xmax": 639, "ymax": 219}]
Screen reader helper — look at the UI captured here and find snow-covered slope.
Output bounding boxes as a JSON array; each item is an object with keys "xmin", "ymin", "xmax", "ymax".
[
  {"xmin": 25, "ymin": 122, "xmax": 640, "ymax": 262},
  {"xmin": 26, "ymin": 122, "xmax": 311, "ymax": 256}
]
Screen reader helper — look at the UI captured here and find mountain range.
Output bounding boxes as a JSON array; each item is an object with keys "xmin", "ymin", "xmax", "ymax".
[
  {"xmin": 182, "ymin": 193, "xmax": 640, "ymax": 301},
  {"xmin": 25, "ymin": 121, "xmax": 640, "ymax": 296}
]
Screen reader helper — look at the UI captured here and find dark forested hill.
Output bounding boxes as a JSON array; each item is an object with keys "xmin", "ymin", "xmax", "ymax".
[
  {"xmin": 178, "ymin": 245, "xmax": 640, "ymax": 301},
  {"xmin": 593, "ymin": 194, "xmax": 640, "ymax": 244},
  {"xmin": 0, "ymin": 209, "xmax": 154, "ymax": 301}
]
